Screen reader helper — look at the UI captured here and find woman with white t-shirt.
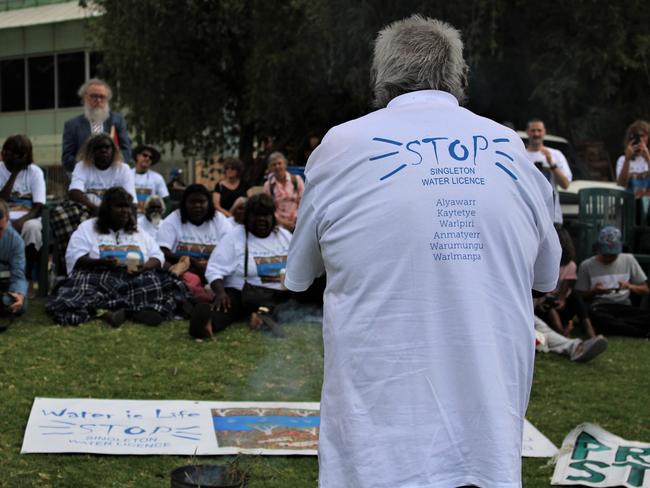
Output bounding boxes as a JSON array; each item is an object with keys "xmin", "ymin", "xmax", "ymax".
[
  {"xmin": 50, "ymin": 133, "xmax": 136, "ymax": 273},
  {"xmin": 47, "ymin": 187, "xmax": 188, "ymax": 326},
  {"xmin": 616, "ymin": 120, "xmax": 650, "ymax": 199},
  {"xmin": 189, "ymin": 193, "xmax": 292, "ymax": 338},
  {"xmin": 158, "ymin": 184, "xmax": 233, "ymax": 303}
]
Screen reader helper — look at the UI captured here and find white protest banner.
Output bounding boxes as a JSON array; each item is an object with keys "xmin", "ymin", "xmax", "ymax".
[
  {"xmin": 523, "ymin": 418, "xmax": 558, "ymax": 458},
  {"xmin": 22, "ymin": 398, "xmax": 556, "ymax": 457},
  {"xmin": 21, "ymin": 398, "xmax": 320, "ymax": 456},
  {"xmin": 552, "ymin": 423, "xmax": 650, "ymax": 487}
]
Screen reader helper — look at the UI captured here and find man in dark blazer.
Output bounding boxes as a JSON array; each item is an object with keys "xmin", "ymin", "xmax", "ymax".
[{"xmin": 61, "ymin": 78, "xmax": 131, "ymax": 172}]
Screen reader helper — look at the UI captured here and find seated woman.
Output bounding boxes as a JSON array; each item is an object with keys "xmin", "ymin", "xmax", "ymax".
[
  {"xmin": 51, "ymin": 133, "xmax": 136, "ymax": 274},
  {"xmin": 213, "ymin": 157, "xmax": 248, "ymax": 217},
  {"xmin": 157, "ymin": 184, "xmax": 233, "ymax": 303},
  {"xmin": 189, "ymin": 193, "xmax": 292, "ymax": 338},
  {"xmin": 46, "ymin": 187, "xmax": 188, "ymax": 327},
  {"xmin": 0, "ymin": 135, "xmax": 46, "ymax": 290}
]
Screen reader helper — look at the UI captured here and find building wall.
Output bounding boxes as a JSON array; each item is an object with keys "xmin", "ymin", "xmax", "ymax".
[{"xmin": 0, "ymin": 18, "xmax": 91, "ymax": 167}]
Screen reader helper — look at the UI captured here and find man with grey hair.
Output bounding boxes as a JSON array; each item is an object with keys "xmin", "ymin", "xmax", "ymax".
[
  {"xmin": 61, "ymin": 78, "xmax": 131, "ymax": 173},
  {"xmin": 285, "ymin": 15, "xmax": 560, "ymax": 488}
]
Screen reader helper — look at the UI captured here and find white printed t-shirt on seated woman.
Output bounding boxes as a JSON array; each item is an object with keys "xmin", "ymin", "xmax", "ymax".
[
  {"xmin": 157, "ymin": 209, "xmax": 233, "ymax": 261},
  {"xmin": 205, "ymin": 225, "xmax": 291, "ymax": 290},
  {"xmin": 69, "ymin": 161, "xmax": 137, "ymax": 206},
  {"xmin": 65, "ymin": 218, "xmax": 164, "ymax": 273}
]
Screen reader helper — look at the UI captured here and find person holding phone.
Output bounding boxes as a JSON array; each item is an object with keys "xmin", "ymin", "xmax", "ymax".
[
  {"xmin": 525, "ymin": 118, "xmax": 572, "ymax": 224},
  {"xmin": 575, "ymin": 226, "xmax": 650, "ymax": 337},
  {"xmin": 616, "ymin": 120, "xmax": 650, "ymax": 198}
]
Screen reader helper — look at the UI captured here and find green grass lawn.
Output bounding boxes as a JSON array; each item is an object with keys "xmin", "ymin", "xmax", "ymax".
[{"xmin": 0, "ymin": 299, "xmax": 648, "ymax": 487}]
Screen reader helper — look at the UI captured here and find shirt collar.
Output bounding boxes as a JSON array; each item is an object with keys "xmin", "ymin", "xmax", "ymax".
[{"xmin": 386, "ymin": 90, "xmax": 459, "ymax": 109}]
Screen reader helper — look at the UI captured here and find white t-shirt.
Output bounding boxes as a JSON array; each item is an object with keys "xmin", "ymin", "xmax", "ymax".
[
  {"xmin": 69, "ymin": 161, "xmax": 137, "ymax": 206},
  {"xmin": 137, "ymin": 214, "xmax": 160, "ymax": 240},
  {"xmin": 525, "ymin": 147, "xmax": 572, "ymax": 223},
  {"xmin": 132, "ymin": 168, "xmax": 170, "ymax": 213},
  {"xmin": 157, "ymin": 209, "xmax": 233, "ymax": 260},
  {"xmin": 205, "ymin": 224, "xmax": 291, "ymax": 290},
  {"xmin": 285, "ymin": 90, "xmax": 561, "ymax": 488},
  {"xmin": 66, "ymin": 217, "xmax": 164, "ymax": 273},
  {"xmin": 0, "ymin": 161, "xmax": 46, "ymax": 219},
  {"xmin": 615, "ymin": 154, "xmax": 650, "ymax": 198}
]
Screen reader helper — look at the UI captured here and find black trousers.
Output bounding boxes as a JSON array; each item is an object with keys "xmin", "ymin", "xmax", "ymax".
[
  {"xmin": 210, "ymin": 287, "xmax": 290, "ymax": 332},
  {"xmin": 590, "ymin": 303, "xmax": 650, "ymax": 337}
]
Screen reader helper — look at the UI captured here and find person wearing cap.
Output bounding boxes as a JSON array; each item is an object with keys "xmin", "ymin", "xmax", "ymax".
[
  {"xmin": 575, "ymin": 225, "xmax": 650, "ymax": 337},
  {"xmin": 131, "ymin": 144, "xmax": 170, "ymax": 215},
  {"xmin": 285, "ymin": 15, "xmax": 560, "ymax": 488}
]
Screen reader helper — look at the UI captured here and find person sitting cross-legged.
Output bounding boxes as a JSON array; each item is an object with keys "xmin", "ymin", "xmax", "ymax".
[
  {"xmin": 0, "ymin": 199, "xmax": 27, "ymax": 332},
  {"xmin": 189, "ymin": 193, "xmax": 292, "ymax": 338},
  {"xmin": 158, "ymin": 184, "xmax": 233, "ymax": 304},
  {"xmin": 46, "ymin": 187, "xmax": 189, "ymax": 327},
  {"xmin": 50, "ymin": 133, "xmax": 136, "ymax": 274},
  {"xmin": 575, "ymin": 225, "xmax": 650, "ymax": 337}
]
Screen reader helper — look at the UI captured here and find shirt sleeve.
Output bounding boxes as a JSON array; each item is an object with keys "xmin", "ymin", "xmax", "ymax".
[
  {"xmin": 205, "ymin": 228, "xmax": 239, "ymax": 284},
  {"xmin": 554, "ymin": 150, "xmax": 572, "ymax": 182},
  {"xmin": 285, "ymin": 184, "xmax": 325, "ymax": 292},
  {"xmin": 8, "ymin": 230, "xmax": 27, "ymax": 296},
  {"xmin": 627, "ymin": 255, "xmax": 648, "ymax": 285},
  {"xmin": 532, "ymin": 188, "xmax": 562, "ymax": 292},
  {"xmin": 65, "ymin": 221, "xmax": 94, "ymax": 273},
  {"xmin": 141, "ymin": 231, "xmax": 164, "ymax": 266},
  {"xmin": 30, "ymin": 165, "xmax": 47, "ymax": 205},
  {"xmin": 155, "ymin": 171, "xmax": 170, "ymax": 198},
  {"xmin": 68, "ymin": 163, "xmax": 86, "ymax": 192},
  {"xmin": 156, "ymin": 212, "xmax": 178, "ymax": 252}
]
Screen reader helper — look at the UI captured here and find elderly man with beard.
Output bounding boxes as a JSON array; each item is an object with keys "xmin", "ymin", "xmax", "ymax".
[{"xmin": 61, "ymin": 78, "xmax": 131, "ymax": 173}]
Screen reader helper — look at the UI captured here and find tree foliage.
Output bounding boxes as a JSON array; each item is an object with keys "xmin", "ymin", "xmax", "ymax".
[{"xmin": 89, "ymin": 0, "xmax": 650, "ymax": 163}]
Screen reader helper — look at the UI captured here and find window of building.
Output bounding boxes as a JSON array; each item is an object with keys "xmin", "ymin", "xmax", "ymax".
[
  {"xmin": 57, "ymin": 52, "xmax": 85, "ymax": 108},
  {"xmin": 28, "ymin": 55, "xmax": 55, "ymax": 110},
  {"xmin": 0, "ymin": 50, "xmax": 103, "ymax": 112},
  {"xmin": 0, "ymin": 58, "xmax": 26, "ymax": 112}
]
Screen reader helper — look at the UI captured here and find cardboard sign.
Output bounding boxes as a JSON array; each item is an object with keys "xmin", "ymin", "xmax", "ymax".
[
  {"xmin": 22, "ymin": 398, "xmax": 556, "ymax": 457},
  {"xmin": 552, "ymin": 423, "xmax": 650, "ymax": 487}
]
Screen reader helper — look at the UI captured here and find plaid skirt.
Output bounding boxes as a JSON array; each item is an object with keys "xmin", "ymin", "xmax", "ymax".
[{"xmin": 46, "ymin": 267, "xmax": 189, "ymax": 325}]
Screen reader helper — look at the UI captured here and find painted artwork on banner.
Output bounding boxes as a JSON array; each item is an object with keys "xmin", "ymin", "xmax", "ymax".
[
  {"xmin": 552, "ymin": 423, "xmax": 650, "ymax": 488},
  {"xmin": 212, "ymin": 407, "xmax": 319, "ymax": 453},
  {"xmin": 22, "ymin": 398, "xmax": 554, "ymax": 457}
]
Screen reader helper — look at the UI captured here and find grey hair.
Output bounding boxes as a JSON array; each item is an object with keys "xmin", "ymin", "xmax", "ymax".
[
  {"xmin": 78, "ymin": 78, "xmax": 113, "ymax": 100},
  {"xmin": 267, "ymin": 151, "xmax": 287, "ymax": 164},
  {"xmin": 144, "ymin": 194, "xmax": 166, "ymax": 214},
  {"xmin": 371, "ymin": 14, "xmax": 468, "ymax": 108}
]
